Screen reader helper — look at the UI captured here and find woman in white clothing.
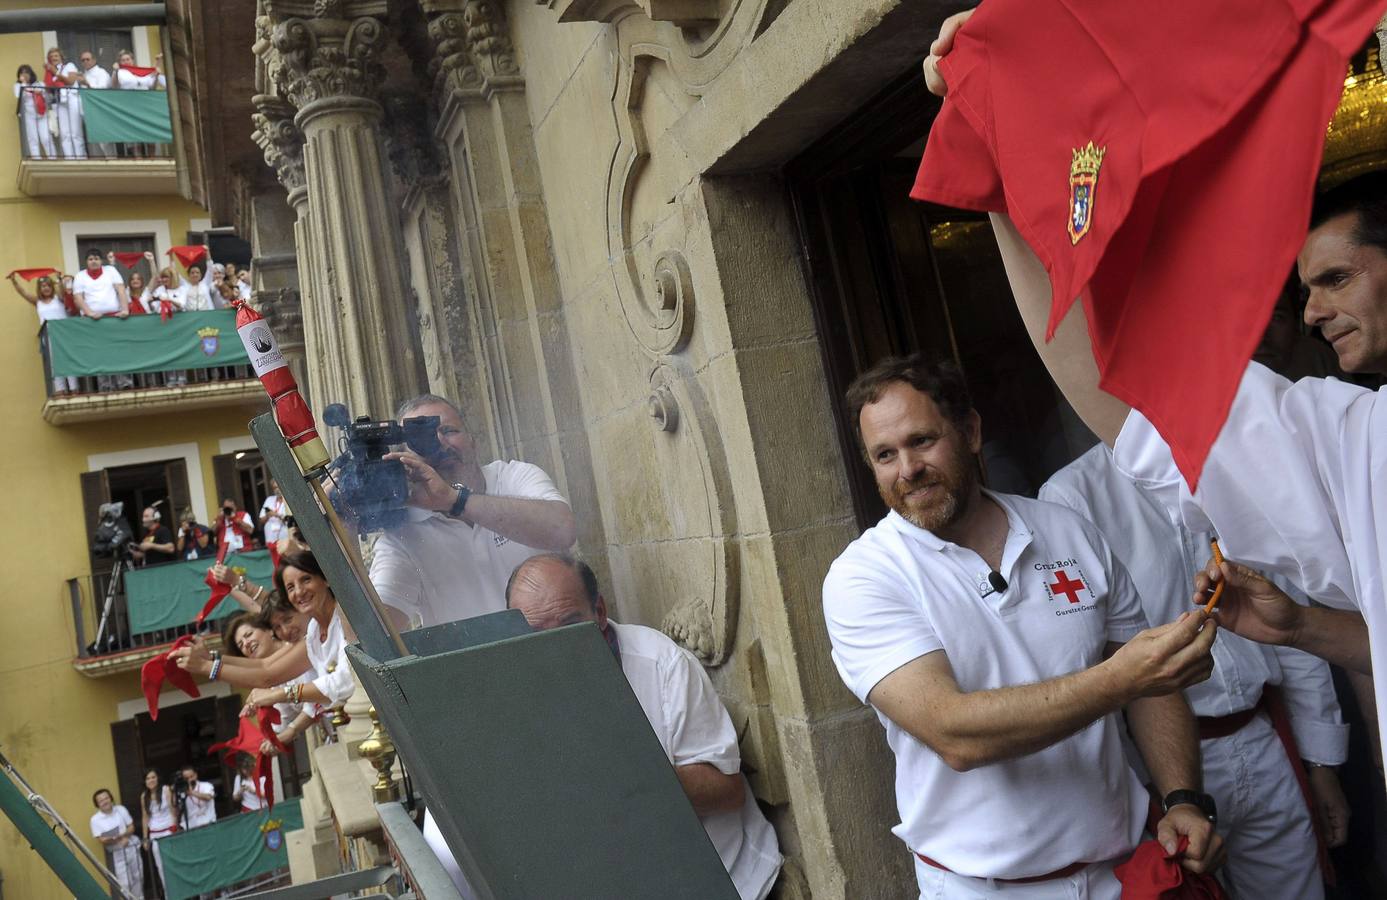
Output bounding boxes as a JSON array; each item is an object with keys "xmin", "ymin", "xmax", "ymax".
[
  {"xmin": 112, "ymin": 49, "xmax": 165, "ymax": 90},
  {"xmin": 14, "ymin": 65, "xmax": 55, "ymax": 158},
  {"xmin": 141, "ymin": 768, "xmax": 176, "ymax": 891},
  {"xmin": 224, "ymin": 610, "xmax": 315, "ymax": 751},
  {"xmin": 245, "ymin": 551, "xmax": 356, "ymax": 721},
  {"xmin": 44, "ymin": 47, "xmax": 83, "ymax": 158},
  {"xmin": 10, "ymin": 271, "xmax": 78, "ymax": 394},
  {"xmin": 147, "ymin": 258, "xmax": 190, "ymax": 386},
  {"xmin": 174, "ymin": 252, "xmax": 216, "ymax": 312},
  {"xmin": 232, "ymin": 754, "xmax": 267, "ymax": 813}
]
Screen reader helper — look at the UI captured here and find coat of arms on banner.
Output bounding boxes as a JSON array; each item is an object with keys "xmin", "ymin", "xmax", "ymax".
[
  {"xmin": 198, "ymin": 326, "xmax": 220, "ymax": 357},
  {"xmin": 261, "ymin": 817, "xmax": 284, "ymax": 851},
  {"xmin": 1068, "ymin": 141, "xmax": 1107, "ymax": 245}
]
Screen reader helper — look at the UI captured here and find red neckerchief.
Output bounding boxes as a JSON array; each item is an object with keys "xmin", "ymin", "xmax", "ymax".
[
  {"xmin": 129, "ymin": 295, "xmax": 147, "ymax": 315},
  {"xmin": 140, "ymin": 635, "xmax": 200, "ymax": 720},
  {"xmin": 195, "ymin": 541, "xmax": 233, "ymax": 625},
  {"xmin": 21, "ymin": 84, "xmax": 44, "ymax": 115},
  {"xmin": 1114, "ymin": 836, "xmax": 1228, "ymax": 899}
]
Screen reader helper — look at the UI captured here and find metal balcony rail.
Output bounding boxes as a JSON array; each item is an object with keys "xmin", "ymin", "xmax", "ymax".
[{"xmin": 67, "ymin": 561, "xmax": 211, "ymax": 659}]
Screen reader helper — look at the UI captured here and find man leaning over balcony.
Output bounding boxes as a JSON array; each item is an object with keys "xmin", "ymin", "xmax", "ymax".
[
  {"xmin": 367, "ymin": 393, "xmax": 577, "ymax": 631},
  {"xmin": 72, "ymin": 247, "xmax": 132, "ymax": 391}
]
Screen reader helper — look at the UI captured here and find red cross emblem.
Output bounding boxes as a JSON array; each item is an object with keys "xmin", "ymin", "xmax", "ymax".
[{"xmin": 1049, "ymin": 569, "xmax": 1086, "ymax": 604}]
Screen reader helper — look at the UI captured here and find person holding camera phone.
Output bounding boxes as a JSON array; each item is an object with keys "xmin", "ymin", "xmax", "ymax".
[
  {"xmin": 368, "ymin": 394, "xmax": 577, "ymax": 630},
  {"xmin": 216, "ymin": 497, "xmax": 255, "ymax": 555}
]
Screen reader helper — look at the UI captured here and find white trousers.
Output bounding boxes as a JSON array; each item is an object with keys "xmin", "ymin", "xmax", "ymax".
[
  {"xmin": 20, "ymin": 106, "xmax": 54, "ymax": 158},
  {"xmin": 1203, "ymin": 712, "xmax": 1322, "ymax": 900},
  {"xmin": 57, "ymin": 99, "xmax": 85, "ymax": 158},
  {"xmin": 914, "ymin": 857, "xmax": 1120, "ymax": 900},
  {"xmin": 109, "ymin": 839, "xmax": 145, "ymax": 899}
]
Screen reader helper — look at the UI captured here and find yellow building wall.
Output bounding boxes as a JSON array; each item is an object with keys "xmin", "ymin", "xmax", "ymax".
[{"xmin": 0, "ymin": 10, "xmax": 261, "ymax": 897}]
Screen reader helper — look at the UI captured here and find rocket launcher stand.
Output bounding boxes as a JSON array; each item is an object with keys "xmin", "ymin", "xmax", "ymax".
[{"xmin": 251, "ymin": 413, "xmax": 739, "ymax": 899}]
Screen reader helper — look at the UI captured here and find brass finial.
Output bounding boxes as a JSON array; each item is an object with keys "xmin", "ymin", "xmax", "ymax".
[
  {"xmin": 357, "ymin": 706, "xmax": 398, "ymax": 803},
  {"xmin": 330, "ymin": 706, "xmax": 350, "ymax": 729}
]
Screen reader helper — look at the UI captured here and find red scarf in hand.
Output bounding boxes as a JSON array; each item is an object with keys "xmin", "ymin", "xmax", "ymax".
[
  {"xmin": 120, "ymin": 64, "xmax": 157, "ymax": 77},
  {"xmin": 1114, "ymin": 837, "xmax": 1228, "ymax": 899},
  {"xmin": 8, "ymin": 267, "xmax": 57, "ymax": 281},
  {"xmin": 159, "ymin": 298, "xmax": 174, "ymax": 321},
  {"xmin": 210, "ymin": 710, "xmax": 285, "ymax": 811},
  {"xmin": 140, "ymin": 635, "xmax": 201, "ymax": 720},
  {"xmin": 169, "ymin": 245, "xmax": 207, "ymax": 269},
  {"xmin": 195, "ymin": 542, "xmax": 233, "ymax": 625}
]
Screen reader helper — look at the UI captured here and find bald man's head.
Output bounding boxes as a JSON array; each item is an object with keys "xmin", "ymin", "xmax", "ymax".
[{"xmin": 505, "ymin": 554, "xmax": 606, "ymax": 633}]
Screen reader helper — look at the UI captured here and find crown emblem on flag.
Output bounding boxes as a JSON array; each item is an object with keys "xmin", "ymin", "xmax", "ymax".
[
  {"xmin": 1067, "ymin": 141, "xmax": 1107, "ymax": 245},
  {"xmin": 197, "ymin": 325, "xmax": 221, "ymax": 357}
]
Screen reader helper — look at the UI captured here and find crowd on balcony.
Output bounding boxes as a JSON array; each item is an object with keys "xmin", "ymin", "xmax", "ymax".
[
  {"xmin": 13, "ymin": 45, "xmax": 165, "ymax": 160},
  {"xmin": 9, "ymin": 244, "xmax": 253, "ymax": 395}
]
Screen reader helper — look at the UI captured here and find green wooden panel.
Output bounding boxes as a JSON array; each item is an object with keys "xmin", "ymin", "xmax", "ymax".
[{"xmin": 349, "ymin": 622, "xmax": 740, "ymax": 900}]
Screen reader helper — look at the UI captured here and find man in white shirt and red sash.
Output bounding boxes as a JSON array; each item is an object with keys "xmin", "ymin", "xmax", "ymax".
[
  {"xmin": 216, "ymin": 497, "xmax": 255, "ymax": 554},
  {"xmin": 821, "ymin": 355, "xmax": 1222, "ymax": 899}
]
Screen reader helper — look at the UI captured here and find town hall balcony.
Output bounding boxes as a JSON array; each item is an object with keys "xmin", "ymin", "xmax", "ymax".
[{"xmin": 39, "ymin": 309, "xmax": 265, "ymax": 425}]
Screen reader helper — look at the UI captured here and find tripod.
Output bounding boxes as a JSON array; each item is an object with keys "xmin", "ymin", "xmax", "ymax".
[{"xmin": 91, "ymin": 554, "xmax": 127, "ymax": 655}]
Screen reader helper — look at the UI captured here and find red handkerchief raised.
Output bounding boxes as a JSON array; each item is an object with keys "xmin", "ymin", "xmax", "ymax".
[
  {"xmin": 140, "ymin": 635, "xmax": 200, "ymax": 720},
  {"xmin": 912, "ymin": 0, "xmax": 1383, "ymax": 488},
  {"xmin": 1115, "ymin": 837, "xmax": 1228, "ymax": 899},
  {"xmin": 121, "ymin": 64, "xmax": 157, "ymax": 77},
  {"xmin": 169, "ymin": 245, "xmax": 207, "ymax": 269},
  {"xmin": 112, "ymin": 252, "xmax": 145, "ymax": 269},
  {"xmin": 10, "ymin": 267, "xmax": 57, "ymax": 281}
]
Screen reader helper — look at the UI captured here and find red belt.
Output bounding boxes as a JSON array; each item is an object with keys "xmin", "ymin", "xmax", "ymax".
[
  {"xmin": 1196, "ymin": 694, "xmax": 1265, "ymax": 740},
  {"xmin": 915, "ymin": 853, "xmax": 1089, "ymax": 883}
]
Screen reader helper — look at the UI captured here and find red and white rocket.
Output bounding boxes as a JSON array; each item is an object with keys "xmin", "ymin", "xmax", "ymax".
[{"xmin": 230, "ymin": 298, "xmax": 329, "ymax": 473}]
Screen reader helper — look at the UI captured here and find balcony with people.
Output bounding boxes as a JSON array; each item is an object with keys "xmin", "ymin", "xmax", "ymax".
[
  {"xmin": 10, "ymin": 244, "xmax": 265, "ymax": 423},
  {"xmin": 13, "ymin": 44, "xmax": 178, "ymax": 195}
]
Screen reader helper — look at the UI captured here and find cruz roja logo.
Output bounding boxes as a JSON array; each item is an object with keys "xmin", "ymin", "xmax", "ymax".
[{"xmin": 197, "ymin": 326, "xmax": 220, "ymax": 357}]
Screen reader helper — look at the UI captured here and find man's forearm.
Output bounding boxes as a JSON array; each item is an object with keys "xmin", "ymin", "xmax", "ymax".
[
  {"xmin": 1126, "ymin": 691, "xmax": 1201, "ymax": 796},
  {"xmin": 1293, "ymin": 607, "xmax": 1372, "ymax": 674},
  {"xmin": 463, "ymin": 495, "xmax": 576, "ymax": 551},
  {"xmin": 989, "ymin": 213, "xmax": 1129, "ymax": 445},
  {"xmin": 674, "ymin": 763, "xmax": 745, "ymax": 817}
]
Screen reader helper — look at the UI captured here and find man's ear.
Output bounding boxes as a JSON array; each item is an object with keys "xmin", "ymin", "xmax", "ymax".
[
  {"xmin": 963, "ymin": 409, "xmax": 983, "ymax": 454},
  {"xmin": 594, "ymin": 594, "xmax": 609, "ymax": 629}
]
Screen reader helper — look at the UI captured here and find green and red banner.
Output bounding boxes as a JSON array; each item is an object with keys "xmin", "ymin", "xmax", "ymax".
[{"xmin": 45, "ymin": 309, "xmax": 249, "ymax": 378}]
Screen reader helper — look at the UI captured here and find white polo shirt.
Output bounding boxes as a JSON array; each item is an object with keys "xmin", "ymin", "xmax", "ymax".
[
  {"xmin": 90, "ymin": 805, "xmax": 135, "ymax": 846},
  {"xmin": 80, "ymin": 65, "xmax": 111, "ymax": 90},
  {"xmin": 1042, "ymin": 444, "xmax": 1347, "ymax": 763},
  {"xmin": 369, "ymin": 460, "xmax": 568, "ymax": 628},
  {"xmin": 614, "ymin": 622, "xmax": 782, "ymax": 900},
  {"xmin": 72, "ymin": 265, "xmax": 124, "ymax": 314},
  {"xmin": 306, "ymin": 610, "xmax": 354, "ymax": 708},
  {"xmin": 1114, "ymin": 362, "xmax": 1386, "ymax": 757},
  {"xmin": 822, "ymin": 492, "xmax": 1149, "ymax": 880},
  {"xmin": 182, "ymin": 781, "xmax": 216, "ymax": 828}
]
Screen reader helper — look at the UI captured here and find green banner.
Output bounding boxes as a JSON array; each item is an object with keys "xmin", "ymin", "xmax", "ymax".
[
  {"xmin": 79, "ymin": 89, "xmax": 173, "ymax": 143},
  {"xmin": 46, "ymin": 309, "xmax": 248, "ymax": 378},
  {"xmin": 158, "ymin": 799, "xmax": 303, "ymax": 900},
  {"xmin": 124, "ymin": 549, "xmax": 274, "ymax": 634}
]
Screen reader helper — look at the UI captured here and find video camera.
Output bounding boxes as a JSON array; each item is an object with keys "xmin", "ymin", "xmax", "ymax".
[
  {"xmin": 324, "ymin": 404, "xmax": 442, "ymax": 532},
  {"xmin": 91, "ymin": 502, "xmax": 135, "ymax": 556}
]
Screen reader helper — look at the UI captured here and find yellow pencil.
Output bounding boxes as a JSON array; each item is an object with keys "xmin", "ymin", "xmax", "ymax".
[{"xmin": 1204, "ymin": 539, "xmax": 1226, "ymax": 614}]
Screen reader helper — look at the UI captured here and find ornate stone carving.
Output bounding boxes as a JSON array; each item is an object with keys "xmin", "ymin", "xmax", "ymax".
[
  {"xmin": 647, "ymin": 364, "xmax": 740, "ymax": 666},
  {"xmin": 425, "ymin": 0, "xmax": 520, "ymax": 97},
  {"xmin": 271, "ymin": 13, "xmax": 388, "ymax": 109},
  {"xmin": 546, "ymin": 0, "xmax": 720, "ymax": 26},
  {"xmin": 251, "ymin": 94, "xmax": 307, "ymax": 194},
  {"xmin": 383, "ymin": 90, "xmax": 445, "ymax": 185},
  {"xmin": 258, "ymin": 287, "xmax": 306, "ymax": 356}
]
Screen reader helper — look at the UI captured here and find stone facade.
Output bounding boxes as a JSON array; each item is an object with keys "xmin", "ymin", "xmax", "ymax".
[{"xmin": 236, "ymin": 0, "xmax": 959, "ymax": 894}]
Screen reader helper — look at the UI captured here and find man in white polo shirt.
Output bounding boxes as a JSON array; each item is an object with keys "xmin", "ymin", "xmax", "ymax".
[
  {"xmin": 369, "ymin": 394, "xmax": 577, "ymax": 629},
  {"xmin": 71, "ymin": 247, "xmax": 128, "ymax": 319},
  {"xmin": 822, "ymin": 355, "xmax": 1222, "ymax": 898},
  {"xmin": 1042, "ymin": 443, "xmax": 1348, "ymax": 899}
]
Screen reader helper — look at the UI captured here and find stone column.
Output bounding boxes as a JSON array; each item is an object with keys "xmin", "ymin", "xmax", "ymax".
[{"xmin": 266, "ymin": 1, "xmax": 425, "ymax": 418}]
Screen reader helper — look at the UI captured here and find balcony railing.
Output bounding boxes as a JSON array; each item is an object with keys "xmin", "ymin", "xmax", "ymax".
[
  {"xmin": 15, "ymin": 87, "xmax": 177, "ymax": 195},
  {"xmin": 40, "ymin": 309, "xmax": 264, "ymax": 424},
  {"xmin": 68, "ymin": 548, "xmax": 273, "ymax": 674}
]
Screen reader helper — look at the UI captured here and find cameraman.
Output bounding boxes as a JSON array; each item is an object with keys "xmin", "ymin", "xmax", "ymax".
[
  {"xmin": 177, "ymin": 764, "xmax": 216, "ymax": 829},
  {"xmin": 369, "ymin": 394, "xmax": 577, "ymax": 628},
  {"xmin": 177, "ymin": 508, "xmax": 216, "ymax": 560},
  {"xmin": 129, "ymin": 506, "xmax": 176, "ymax": 566},
  {"xmin": 215, "ymin": 497, "xmax": 254, "ymax": 554}
]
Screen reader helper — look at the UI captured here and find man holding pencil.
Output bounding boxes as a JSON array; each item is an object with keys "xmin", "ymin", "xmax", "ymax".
[{"xmin": 822, "ymin": 355, "xmax": 1222, "ymax": 899}]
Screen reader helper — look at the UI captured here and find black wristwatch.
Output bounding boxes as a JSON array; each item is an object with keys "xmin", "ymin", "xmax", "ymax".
[
  {"xmin": 448, "ymin": 483, "xmax": 472, "ymax": 518},
  {"xmin": 1162, "ymin": 789, "xmax": 1217, "ymax": 825}
]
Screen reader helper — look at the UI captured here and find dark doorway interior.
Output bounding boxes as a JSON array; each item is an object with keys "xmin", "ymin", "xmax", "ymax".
[{"xmin": 787, "ymin": 67, "xmax": 1096, "ymax": 528}]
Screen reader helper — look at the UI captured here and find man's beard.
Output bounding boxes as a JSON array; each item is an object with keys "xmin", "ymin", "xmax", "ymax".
[{"xmin": 881, "ymin": 450, "xmax": 977, "ymax": 534}]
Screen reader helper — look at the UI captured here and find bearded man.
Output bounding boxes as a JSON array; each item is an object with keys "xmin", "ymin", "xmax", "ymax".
[{"xmin": 821, "ymin": 354, "xmax": 1223, "ymax": 899}]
